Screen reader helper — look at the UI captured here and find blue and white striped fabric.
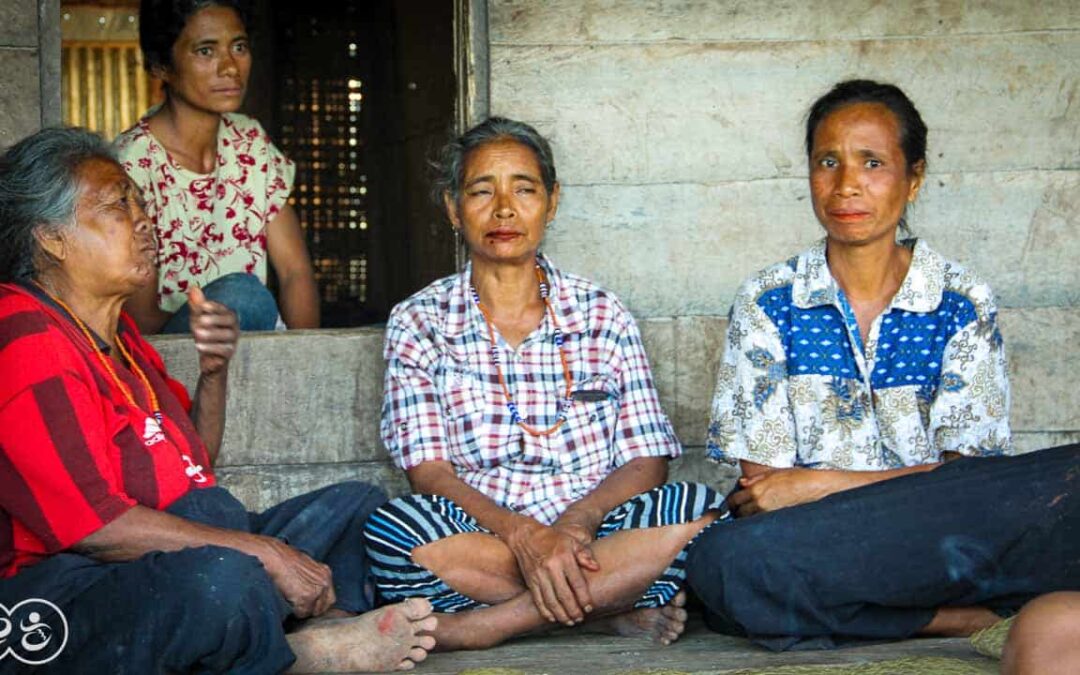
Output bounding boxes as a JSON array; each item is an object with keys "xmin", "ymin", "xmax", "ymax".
[{"xmin": 363, "ymin": 481, "xmax": 728, "ymax": 612}]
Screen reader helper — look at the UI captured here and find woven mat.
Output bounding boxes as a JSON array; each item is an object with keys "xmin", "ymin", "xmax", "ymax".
[
  {"xmin": 457, "ymin": 656, "xmax": 996, "ymax": 675},
  {"xmin": 969, "ymin": 616, "xmax": 1014, "ymax": 659}
]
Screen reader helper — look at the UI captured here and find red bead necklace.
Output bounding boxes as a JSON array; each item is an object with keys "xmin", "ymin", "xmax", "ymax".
[{"xmin": 469, "ymin": 265, "xmax": 574, "ymax": 437}]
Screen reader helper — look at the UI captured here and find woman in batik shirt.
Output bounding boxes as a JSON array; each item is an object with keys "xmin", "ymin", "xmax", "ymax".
[{"xmin": 688, "ymin": 79, "xmax": 1078, "ymax": 651}]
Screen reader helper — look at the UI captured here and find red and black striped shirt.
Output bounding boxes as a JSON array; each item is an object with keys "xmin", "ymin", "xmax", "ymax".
[{"xmin": 0, "ymin": 283, "xmax": 216, "ymax": 578}]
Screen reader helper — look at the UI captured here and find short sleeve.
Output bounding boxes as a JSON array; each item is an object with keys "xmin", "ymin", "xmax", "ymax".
[
  {"xmin": 113, "ymin": 127, "xmax": 159, "ymax": 222},
  {"xmin": 257, "ymin": 125, "xmax": 295, "ymax": 221},
  {"xmin": 929, "ymin": 292, "xmax": 1012, "ymax": 457},
  {"xmin": 609, "ymin": 307, "xmax": 681, "ymax": 466},
  {"xmin": 706, "ymin": 283, "xmax": 798, "ymax": 468},
  {"xmin": 380, "ymin": 306, "xmax": 450, "ymax": 470},
  {"xmin": 0, "ymin": 348, "xmax": 136, "ymax": 553}
]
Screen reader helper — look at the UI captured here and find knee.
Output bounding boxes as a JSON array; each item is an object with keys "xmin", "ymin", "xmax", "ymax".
[
  {"xmin": 203, "ymin": 273, "xmax": 279, "ymax": 330},
  {"xmin": 1003, "ymin": 592, "xmax": 1080, "ymax": 674},
  {"xmin": 686, "ymin": 521, "xmax": 768, "ymax": 611},
  {"xmin": 152, "ymin": 546, "xmax": 280, "ymax": 622},
  {"xmin": 320, "ymin": 480, "xmax": 387, "ymax": 512}
]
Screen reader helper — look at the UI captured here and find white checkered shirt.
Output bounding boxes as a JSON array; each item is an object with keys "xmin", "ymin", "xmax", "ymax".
[{"xmin": 382, "ymin": 255, "xmax": 681, "ymax": 524}]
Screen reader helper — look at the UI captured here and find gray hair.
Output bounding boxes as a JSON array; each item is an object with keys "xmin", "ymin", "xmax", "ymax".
[
  {"xmin": 431, "ymin": 116, "xmax": 557, "ymax": 214},
  {"xmin": 0, "ymin": 127, "xmax": 116, "ymax": 282}
]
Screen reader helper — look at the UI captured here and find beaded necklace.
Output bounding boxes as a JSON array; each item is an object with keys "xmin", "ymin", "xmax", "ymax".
[
  {"xmin": 33, "ymin": 281, "xmax": 162, "ymax": 423},
  {"xmin": 32, "ymin": 282, "xmax": 209, "ymax": 484},
  {"xmin": 469, "ymin": 265, "xmax": 574, "ymax": 437}
]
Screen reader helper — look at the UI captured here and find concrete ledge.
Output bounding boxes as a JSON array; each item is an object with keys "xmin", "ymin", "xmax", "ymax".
[{"xmin": 152, "ymin": 306, "xmax": 1078, "ymax": 509}]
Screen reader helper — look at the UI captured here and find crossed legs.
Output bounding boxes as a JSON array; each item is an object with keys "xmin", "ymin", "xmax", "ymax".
[{"xmin": 414, "ymin": 514, "xmax": 719, "ymax": 650}]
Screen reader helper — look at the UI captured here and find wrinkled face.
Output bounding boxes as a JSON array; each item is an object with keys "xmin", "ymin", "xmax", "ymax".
[
  {"xmin": 60, "ymin": 158, "xmax": 156, "ymax": 294},
  {"xmin": 160, "ymin": 5, "xmax": 251, "ymax": 114},
  {"xmin": 809, "ymin": 102, "xmax": 924, "ymax": 247},
  {"xmin": 446, "ymin": 139, "xmax": 560, "ymax": 267}
]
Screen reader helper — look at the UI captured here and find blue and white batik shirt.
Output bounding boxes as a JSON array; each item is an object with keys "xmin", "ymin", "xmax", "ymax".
[{"xmin": 707, "ymin": 238, "xmax": 1012, "ymax": 470}]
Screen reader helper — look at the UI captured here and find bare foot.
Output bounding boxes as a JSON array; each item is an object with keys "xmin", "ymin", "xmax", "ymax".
[
  {"xmin": 286, "ymin": 598, "xmax": 438, "ymax": 672},
  {"xmin": 294, "ymin": 607, "xmax": 355, "ymax": 631},
  {"xmin": 588, "ymin": 591, "xmax": 688, "ymax": 645},
  {"xmin": 920, "ymin": 606, "xmax": 1000, "ymax": 637}
]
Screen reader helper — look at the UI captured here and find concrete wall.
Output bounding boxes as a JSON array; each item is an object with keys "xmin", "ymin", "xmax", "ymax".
[
  {"xmin": 0, "ymin": 0, "xmax": 59, "ymax": 147},
  {"xmin": 481, "ymin": 0, "xmax": 1080, "ymax": 472},
  {"xmin": 488, "ymin": 0, "xmax": 1079, "ymax": 316}
]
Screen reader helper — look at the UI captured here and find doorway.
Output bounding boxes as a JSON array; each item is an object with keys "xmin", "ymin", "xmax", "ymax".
[{"xmin": 60, "ymin": 0, "xmax": 459, "ymax": 326}]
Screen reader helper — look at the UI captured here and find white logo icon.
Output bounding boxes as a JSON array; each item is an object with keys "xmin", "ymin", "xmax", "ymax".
[
  {"xmin": 0, "ymin": 599, "xmax": 68, "ymax": 665},
  {"xmin": 142, "ymin": 417, "xmax": 166, "ymax": 447}
]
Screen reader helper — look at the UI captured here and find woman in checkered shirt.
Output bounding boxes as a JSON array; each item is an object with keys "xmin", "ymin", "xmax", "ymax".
[{"xmin": 363, "ymin": 117, "xmax": 729, "ymax": 651}]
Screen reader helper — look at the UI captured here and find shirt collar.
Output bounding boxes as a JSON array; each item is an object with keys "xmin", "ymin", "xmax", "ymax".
[
  {"xmin": 442, "ymin": 253, "xmax": 588, "ymax": 339},
  {"xmin": 792, "ymin": 238, "xmax": 944, "ymax": 313},
  {"xmin": 18, "ymin": 280, "xmax": 115, "ymax": 353}
]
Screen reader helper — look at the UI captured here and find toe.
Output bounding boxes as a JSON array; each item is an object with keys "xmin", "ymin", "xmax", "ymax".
[
  {"xmin": 407, "ymin": 646, "xmax": 429, "ymax": 663},
  {"xmin": 402, "ymin": 597, "xmax": 434, "ymax": 620},
  {"xmin": 417, "ymin": 634, "xmax": 437, "ymax": 651},
  {"xmin": 396, "ymin": 659, "xmax": 416, "ymax": 671},
  {"xmin": 415, "ymin": 616, "xmax": 438, "ymax": 633}
]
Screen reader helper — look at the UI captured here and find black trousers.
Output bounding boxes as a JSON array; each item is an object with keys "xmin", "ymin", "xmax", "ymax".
[
  {"xmin": 0, "ymin": 481, "xmax": 385, "ymax": 674},
  {"xmin": 687, "ymin": 443, "xmax": 1080, "ymax": 651}
]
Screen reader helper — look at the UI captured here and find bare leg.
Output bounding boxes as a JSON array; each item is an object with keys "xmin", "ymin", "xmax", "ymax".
[
  {"xmin": 417, "ymin": 514, "xmax": 718, "ymax": 651},
  {"xmin": 413, "ymin": 532, "xmax": 526, "ymax": 604},
  {"xmin": 1002, "ymin": 592, "xmax": 1080, "ymax": 675},
  {"xmin": 918, "ymin": 606, "xmax": 1000, "ymax": 637},
  {"xmin": 285, "ymin": 598, "xmax": 438, "ymax": 673}
]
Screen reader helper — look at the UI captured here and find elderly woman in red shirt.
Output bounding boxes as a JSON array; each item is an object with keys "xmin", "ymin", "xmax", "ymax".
[{"xmin": 0, "ymin": 128, "xmax": 434, "ymax": 673}]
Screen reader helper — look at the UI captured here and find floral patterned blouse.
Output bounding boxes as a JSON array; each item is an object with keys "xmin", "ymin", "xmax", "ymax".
[
  {"xmin": 115, "ymin": 113, "xmax": 295, "ymax": 313},
  {"xmin": 707, "ymin": 239, "xmax": 1012, "ymax": 470}
]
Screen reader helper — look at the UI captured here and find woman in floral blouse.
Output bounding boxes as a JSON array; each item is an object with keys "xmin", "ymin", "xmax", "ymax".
[
  {"xmin": 687, "ymin": 79, "xmax": 1079, "ymax": 650},
  {"xmin": 115, "ymin": 0, "xmax": 319, "ymax": 333}
]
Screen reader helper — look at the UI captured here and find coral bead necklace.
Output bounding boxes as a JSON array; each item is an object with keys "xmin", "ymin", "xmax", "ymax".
[
  {"xmin": 33, "ymin": 281, "xmax": 162, "ymax": 423},
  {"xmin": 469, "ymin": 265, "xmax": 574, "ymax": 437}
]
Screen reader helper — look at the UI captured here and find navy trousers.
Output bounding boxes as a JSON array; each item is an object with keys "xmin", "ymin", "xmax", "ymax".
[
  {"xmin": 687, "ymin": 443, "xmax": 1080, "ymax": 651},
  {"xmin": 0, "ymin": 482, "xmax": 385, "ymax": 674}
]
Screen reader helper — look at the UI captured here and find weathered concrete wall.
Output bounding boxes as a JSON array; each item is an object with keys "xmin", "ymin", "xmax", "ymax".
[
  {"xmin": 153, "ymin": 308, "xmax": 1078, "ymax": 510},
  {"xmin": 0, "ymin": 0, "xmax": 59, "ymax": 147},
  {"xmin": 488, "ymin": 0, "xmax": 1080, "ymax": 317}
]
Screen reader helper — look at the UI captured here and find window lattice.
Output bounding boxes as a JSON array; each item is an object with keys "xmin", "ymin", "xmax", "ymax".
[{"xmin": 280, "ymin": 61, "xmax": 369, "ymax": 309}]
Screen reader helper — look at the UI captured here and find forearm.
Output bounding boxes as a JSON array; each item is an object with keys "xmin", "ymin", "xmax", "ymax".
[
  {"xmin": 819, "ymin": 463, "xmax": 940, "ymax": 494},
  {"xmin": 407, "ymin": 461, "xmax": 538, "ymax": 540},
  {"xmin": 191, "ymin": 371, "xmax": 228, "ymax": 465},
  {"xmin": 278, "ymin": 270, "xmax": 320, "ymax": 329},
  {"xmin": 74, "ymin": 504, "xmax": 272, "ymax": 566},
  {"xmin": 554, "ymin": 457, "xmax": 668, "ymax": 534}
]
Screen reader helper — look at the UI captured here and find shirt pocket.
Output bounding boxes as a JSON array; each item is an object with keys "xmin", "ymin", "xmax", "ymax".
[
  {"xmin": 437, "ymin": 368, "xmax": 499, "ymax": 469},
  {"xmin": 548, "ymin": 372, "xmax": 621, "ymax": 474}
]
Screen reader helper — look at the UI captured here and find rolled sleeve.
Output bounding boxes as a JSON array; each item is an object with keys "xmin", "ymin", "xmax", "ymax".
[
  {"xmin": 0, "ymin": 373, "xmax": 136, "ymax": 555},
  {"xmin": 380, "ymin": 308, "xmax": 450, "ymax": 470},
  {"xmin": 610, "ymin": 310, "xmax": 681, "ymax": 466},
  {"xmin": 930, "ymin": 306, "xmax": 1012, "ymax": 457},
  {"xmin": 707, "ymin": 287, "xmax": 798, "ymax": 468}
]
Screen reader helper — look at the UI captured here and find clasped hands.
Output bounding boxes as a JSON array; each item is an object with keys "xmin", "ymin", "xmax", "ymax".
[{"xmin": 504, "ymin": 516, "xmax": 601, "ymax": 626}]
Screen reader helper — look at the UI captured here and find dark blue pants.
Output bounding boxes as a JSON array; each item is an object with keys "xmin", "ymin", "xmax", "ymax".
[
  {"xmin": 161, "ymin": 272, "xmax": 280, "ymax": 334},
  {"xmin": 687, "ymin": 443, "xmax": 1080, "ymax": 651},
  {"xmin": 0, "ymin": 482, "xmax": 385, "ymax": 674}
]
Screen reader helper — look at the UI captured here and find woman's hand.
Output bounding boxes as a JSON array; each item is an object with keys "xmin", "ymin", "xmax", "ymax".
[
  {"xmin": 187, "ymin": 287, "xmax": 238, "ymax": 376},
  {"xmin": 259, "ymin": 535, "xmax": 337, "ymax": 618},
  {"xmin": 505, "ymin": 521, "xmax": 598, "ymax": 625},
  {"xmin": 728, "ymin": 468, "xmax": 842, "ymax": 517}
]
